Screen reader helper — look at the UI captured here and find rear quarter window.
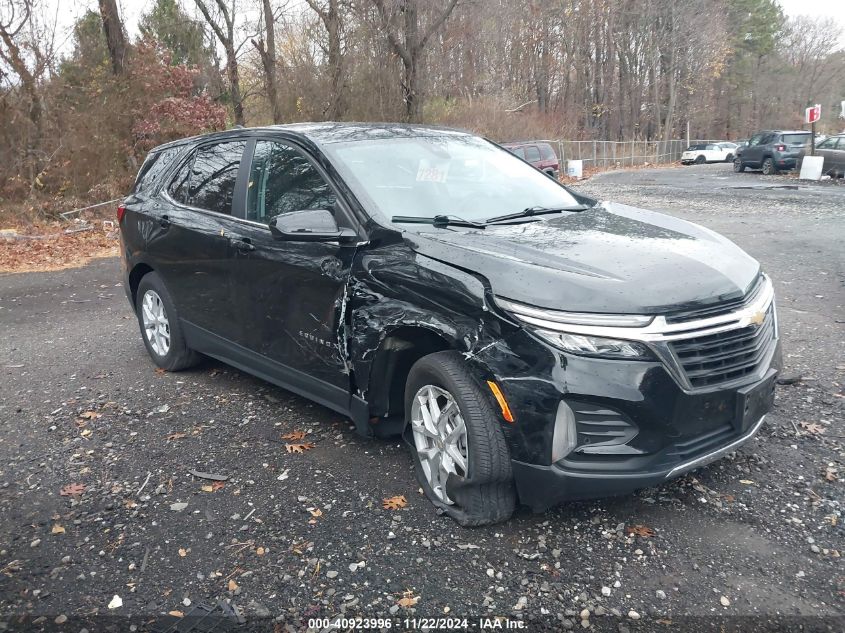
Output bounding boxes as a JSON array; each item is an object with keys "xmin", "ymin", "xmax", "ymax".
[
  {"xmin": 539, "ymin": 143, "xmax": 557, "ymax": 160},
  {"xmin": 133, "ymin": 147, "xmax": 181, "ymax": 194},
  {"xmin": 524, "ymin": 145, "xmax": 541, "ymax": 162}
]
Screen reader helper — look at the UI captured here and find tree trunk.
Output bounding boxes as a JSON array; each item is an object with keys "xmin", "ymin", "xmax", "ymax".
[
  {"xmin": 325, "ymin": 0, "xmax": 345, "ymax": 119},
  {"xmin": 261, "ymin": 0, "xmax": 282, "ymax": 124},
  {"xmin": 98, "ymin": 0, "xmax": 128, "ymax": 75},
  {"xmin": 225, "ymin": 43, "xmax": 244, "ymax": 125}
]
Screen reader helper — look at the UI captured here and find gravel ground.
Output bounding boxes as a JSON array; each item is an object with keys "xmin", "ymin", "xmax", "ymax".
[{"xmin": 0, "ymin": 164, "xmax": 843, "ymax": 633}]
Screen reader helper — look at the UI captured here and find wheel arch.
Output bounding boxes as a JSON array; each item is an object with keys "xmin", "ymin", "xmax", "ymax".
[
  {"xmin": 364, "ymin": 325, "xmax": 455, "ymax": 425},
  {"xmin": 128, "ymin": 263, "xmax": 155, "ymax": 305}
]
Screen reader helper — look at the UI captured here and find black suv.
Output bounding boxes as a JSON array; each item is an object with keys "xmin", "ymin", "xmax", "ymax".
[
  {"xmin": 120, "ymin": 123, "xmax": 781, "ymax": 526},
  {"xmin": 734, "ymin": 130, "xmax": 812, "ymax": 174}
]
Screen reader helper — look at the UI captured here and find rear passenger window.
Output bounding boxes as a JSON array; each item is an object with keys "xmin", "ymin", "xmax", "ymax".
[
  {"xmin": 168, "ymin": 154, "xmax": 193, "ymax": 204},
  {"xmin": 189, "ymin": 141, "xmax": 246, "ymax": 214},
  {"xmin": 246, "ymin": 141, "xmax": 337, "ymax": 224},
  {"xmin": 524, "ymin": 146, "xmax": 541, "ymax": 162},
  {"xmin": 134, "ymin": 147, "xmax": 180, "ymax": 194}
]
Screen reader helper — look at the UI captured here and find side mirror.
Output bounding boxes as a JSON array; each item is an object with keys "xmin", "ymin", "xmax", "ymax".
[{"xmin": 269, "ymin": 209, "xmax": 357, "ymax": 243}]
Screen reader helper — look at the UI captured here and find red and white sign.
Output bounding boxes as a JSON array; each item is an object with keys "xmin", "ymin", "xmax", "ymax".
[{"xmin": 805, "ymin": 104, "xmax": 821, "ymax": 124}]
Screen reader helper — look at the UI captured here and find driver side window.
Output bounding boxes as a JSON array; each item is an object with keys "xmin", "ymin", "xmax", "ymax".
[{"xmin": 246, "ymin": 141, "xmax": 337, "ymax": 224}]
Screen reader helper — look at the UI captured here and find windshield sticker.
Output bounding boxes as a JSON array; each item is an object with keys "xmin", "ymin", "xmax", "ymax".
[{"xmin": 416, "ymin": 160, "xmax": 450, "ymax": 183}]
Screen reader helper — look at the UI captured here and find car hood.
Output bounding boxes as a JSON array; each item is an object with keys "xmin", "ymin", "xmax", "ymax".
[{"xmin": 403, "ymin": 202, "xmax": 760, "ymax": 315}]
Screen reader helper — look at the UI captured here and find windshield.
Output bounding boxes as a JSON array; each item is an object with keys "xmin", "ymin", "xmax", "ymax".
[{"xmin": 322, "ymin": 135, "xmax": 581, "ymax": 223}]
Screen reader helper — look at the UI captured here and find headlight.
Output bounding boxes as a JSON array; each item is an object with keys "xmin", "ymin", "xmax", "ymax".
[{"xmin": 532, "ymin": 329, "xmax": 654, "ymax": 360}]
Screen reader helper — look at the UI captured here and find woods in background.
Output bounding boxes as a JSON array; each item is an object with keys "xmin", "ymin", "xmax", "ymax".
[{"xmin": 1, "ymin": 0, "xmax": 844, "ymax": 211}]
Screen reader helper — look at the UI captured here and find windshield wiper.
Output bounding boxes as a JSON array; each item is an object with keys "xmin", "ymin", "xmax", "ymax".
[
  {"xmin": 485, "ymin": 205, "xmax": 590, "ymax": 224},
  {"xmin": 391, "ymin": 214, "xmax": 487, "ymax": 229}
]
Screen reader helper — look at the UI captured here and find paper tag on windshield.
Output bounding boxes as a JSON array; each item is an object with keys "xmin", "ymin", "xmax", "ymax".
[{"xmin": 416, "ymin": 160, "xmax": 450, "ymax": 183}]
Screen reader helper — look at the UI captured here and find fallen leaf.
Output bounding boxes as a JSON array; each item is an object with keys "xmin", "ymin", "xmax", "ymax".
[
  {"xmin": 166, "ymin": 432, "xmax": 187, "ymax": 441},
  {"xmin": 59, "ymin": 483, "xmax": 86, "ymax": 497},
  {"xmin": 51, "ymin": 524, "xmax": 65, "ymax": 535},
  {"xmin": 308, "ymin": 508, "xmax": 323, "ymax": 518},
  {"xmin": 178, "ymin": 548, "xmax": 188, "ymax": 557},
  {"xmin": 398, "ymin": 592, "xmax": 419, "ymax": 608},
  {"xmin": 739, "ymin": 479, "xmax": 755, "ymax": 485},
  {"xmin": 256, "ymin": 546, "xmax": 266, "ymax": 556},
  {"xmin": 382, "ymin": 495, "xmax": 407, "ymax": 510},
  {"xmin": 799, "ymin": 421, "xmax": 825, "ymax": 435},
  {"xmin": 281, "ymin": 430, "xmax": 307, "ymax": 441},
  {"xmin": 227, "ymin": 579, "xmax": 239, "ymax": 591},
  {"xmin": 201, "ymin": 485, "xmax": 214, "ymax": 493},
  {"xmin": 824, "ymin": 467, "xmax": 839, "ymax": 482},
  {"xmin": 168, "ymin": 610, "xmax": 184, "ymax": 618},
  {"xmin": 625, "ymin": 525, "xmax": 656, "ymax": 538},
  {"xmin": 212, "ymin": 481, "xmax": 225, "ymax": 491},
  {"xmin": 80, "ymin": 429, "xmax": 92, "ymax": 438},
  {"xmin": 155, "ymin": 367, "xmax": 167, "ymax": 375},
  {"xmin": 79, "ymin": 411, "xmax": 101, "ymax": 420},
  {"xmin": 285, "ymin": 442, "xmax": 315, "ymax": 453},
  {"xmin": 123, "ymin": 499, "xmax": 137, "ymax": 509},
  {"xmin": 107, "ymin": 595, "xmax": 122, "ymax": 609}
]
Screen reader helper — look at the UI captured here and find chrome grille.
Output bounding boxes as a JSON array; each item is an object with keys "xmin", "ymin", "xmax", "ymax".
[{"xmin": 669, "ymin": 304, "xmax": 776, "ymax": 388}]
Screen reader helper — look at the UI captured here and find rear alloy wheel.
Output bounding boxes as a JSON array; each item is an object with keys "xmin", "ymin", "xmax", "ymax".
[
  {"xmin": 725, "ymin": 153, "xmax": 734, "ymax": 162},
  {"xmin": 695, "ymin": 155, "xmax": 706, "ymax": 164},
  {"xmin": 405, "ymin": 351, "xmax": 515, "ymax": 526},
  {"xmin": 733, "ymin": 159, "xmax": 745, "ymax": 173},
  {"xmin": 762, "ymin": 157, "xmax": 777, "ymax": 175},
  {"xmin": 135, "ymin": 272, "xmax": 201, "ymax": 371}
]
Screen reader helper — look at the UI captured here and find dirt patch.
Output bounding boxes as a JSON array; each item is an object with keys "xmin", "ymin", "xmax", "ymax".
[{"xmin": 0, "ymin": 223, "xmax": 119, "ymax": 274}]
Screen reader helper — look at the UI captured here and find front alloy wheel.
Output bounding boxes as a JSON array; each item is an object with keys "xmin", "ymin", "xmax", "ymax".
[
  {"xmin": 410, "ymin": 385, "xmax": 469, "ymax": 504},
  {"xmin": 141, "ymin": 289, "xmax": 170, "ymax": 356}
]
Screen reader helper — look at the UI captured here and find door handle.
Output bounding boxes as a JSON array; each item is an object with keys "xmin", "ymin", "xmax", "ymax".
[
  {"xmin": 230, "ymin": 237, "xmax": 255, "ymax": 252},
  {"xmin": 159, "ymin": 215, "xmax": 171, "ymax": 229}
]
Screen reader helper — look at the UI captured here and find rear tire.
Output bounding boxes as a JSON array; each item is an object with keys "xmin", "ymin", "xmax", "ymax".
[
  {"xmin": 405, "ymin": 351, "xmax": 516, "ymax": 526},
  {"xmin": 762, "ymin": 157, "xmax": 777, "ymax": 175},
  {"xmin": 733, "ymin": 159, "xmax": 745, "ymax": 173},
  {"xmin": 135, "ymin": 272, "xmax": 201, "ymax": 371},
  {"xmin": 725, "ymin": 153, "xmax": 734, "ymax": 162}
]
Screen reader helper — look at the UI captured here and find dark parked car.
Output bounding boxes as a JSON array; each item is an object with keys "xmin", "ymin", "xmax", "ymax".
[
  {"xmin": 811, "ymin": 134, "xmax": 845, "ymax": 177},
  {"xmin": 734, "ymin": 130, "xmax": 812, "ymax": 174},
  {"xmin": 120, "ymin": 123, "xmax": 781, "ymax": 526},
  {"xmin": 502, "ymin": 141, "xmax": 560, "ymax": 177}
]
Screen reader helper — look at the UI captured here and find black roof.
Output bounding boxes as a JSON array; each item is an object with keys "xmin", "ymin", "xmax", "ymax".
[{"xmin": 151, "ymin": 122, "xmax": 472, "ymax": 153}]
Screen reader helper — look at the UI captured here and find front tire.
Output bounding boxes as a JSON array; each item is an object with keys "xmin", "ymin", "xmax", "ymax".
[
  {"xmin": 405, "ymin": 351, "xmax": 516, "ymax": 526},
  {"xmin": 135, "ymin": 272, "xmax": 200, "ymax": 371},
  {"xmin": 695, "ymin": 155, "xmax": 706, "ymax": 164},
  {"xmin": 762, "ymin": 157, "xmax": 777, "ymax": 175},
  {"xmin": 733, "ymin": 159, "xmax": 745, "ymax": 173}
]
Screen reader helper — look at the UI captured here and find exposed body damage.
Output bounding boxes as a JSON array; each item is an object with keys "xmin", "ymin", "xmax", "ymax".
[{"xmin": 120, "ymin": 122, "xmax": 782, "ymax": 523}]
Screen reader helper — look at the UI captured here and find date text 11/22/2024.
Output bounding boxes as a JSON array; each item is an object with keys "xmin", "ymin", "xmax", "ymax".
[{"xmin": 308, "ymin": 617, "xmax": 526, "ymax": 629}]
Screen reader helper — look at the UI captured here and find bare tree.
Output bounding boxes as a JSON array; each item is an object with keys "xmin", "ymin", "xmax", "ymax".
[
  {"xmin": 371, "ymin": 0, "xmax": 460, "ymax": 122},
  {"xmin": 305, "ymin": 0, "xmax": 346, "ymax": 119},
  {"xmin": 98, "ymin": 0, "xmax": 128, "ymax": 74},
  {"xmin": 252, "ymin": 0, "xmax": 282, "ymax": 123},
  {"xmin": 194, "ymin": 0, "xmax": 244, "ymax": 125}
]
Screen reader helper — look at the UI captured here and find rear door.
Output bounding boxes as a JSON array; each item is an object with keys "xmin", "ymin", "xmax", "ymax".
[
  {"xmin": 149, "ymin": 139, "xmax": 248, "ymax": 337},
  {"xmin": 225, "ymin": 137, "xmax": 362, "ymax": 410},
  {"xmin": 523, "ymin": 144, "xmax": 542, "ymax": 168}
]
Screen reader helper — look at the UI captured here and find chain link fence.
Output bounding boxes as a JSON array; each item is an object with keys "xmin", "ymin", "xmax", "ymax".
[{"xmin": 536, "ymin": 139, "xmax": 726, "ymax": 169}]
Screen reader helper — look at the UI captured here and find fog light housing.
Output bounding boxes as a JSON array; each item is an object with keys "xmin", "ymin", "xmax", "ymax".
[{"xmin": 552, "ymin": 401, "xmax": 578, "ymax": 462}]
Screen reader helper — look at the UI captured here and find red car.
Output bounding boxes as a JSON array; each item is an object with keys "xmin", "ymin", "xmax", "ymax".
[{"xmin": 503, "ymin": 141, "xmax": 560, "ymax": 178}]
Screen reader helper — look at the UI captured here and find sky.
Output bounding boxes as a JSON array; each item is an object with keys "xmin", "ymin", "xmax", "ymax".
[{"xmin": 35, "ymin": 0, "xmax": 845, "ymax": 59}]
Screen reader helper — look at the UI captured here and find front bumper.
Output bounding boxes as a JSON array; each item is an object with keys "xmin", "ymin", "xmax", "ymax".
[
  {"xmin": 483, "ymin": 287, "xmax": 781, "ymax": 511},
  {"xmin": 512, "ymin": 411, "xmax": 769, "ymax": 511}
]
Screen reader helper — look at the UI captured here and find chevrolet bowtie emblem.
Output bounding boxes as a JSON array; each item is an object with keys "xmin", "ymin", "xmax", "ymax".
[{"xmin": 749, "ymin": 311, "xmax": 765, "ymax": 326}]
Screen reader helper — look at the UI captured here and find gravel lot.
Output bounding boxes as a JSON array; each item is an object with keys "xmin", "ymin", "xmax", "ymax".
[{"xmin": 1, "ymin": 164, "xmax": 843, "ymax": 632}]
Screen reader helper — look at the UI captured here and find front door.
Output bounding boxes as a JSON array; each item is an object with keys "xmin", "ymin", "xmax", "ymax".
[
  {"xmin": 227, "ymin": 138, "xmax": 361, "ymax": 412},
  {"xmin": 742, "ymin": 133, "xmax": 767, "ymax": 167}
]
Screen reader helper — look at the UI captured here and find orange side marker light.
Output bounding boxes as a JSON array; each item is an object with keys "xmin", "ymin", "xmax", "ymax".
[{"xmin": 486, "ymin": 380, "xmax": 515, "ymax": 423}]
